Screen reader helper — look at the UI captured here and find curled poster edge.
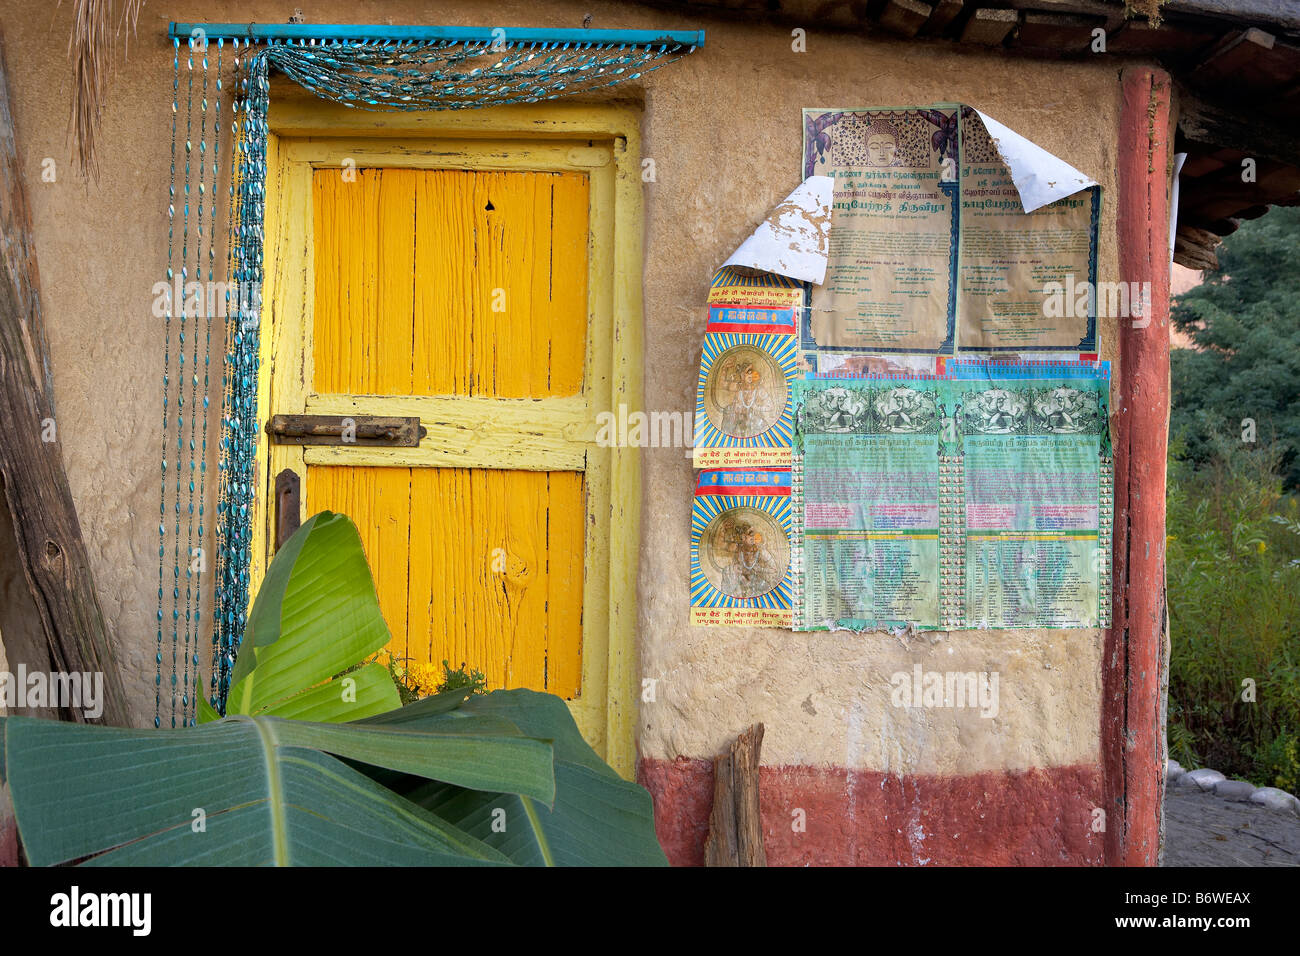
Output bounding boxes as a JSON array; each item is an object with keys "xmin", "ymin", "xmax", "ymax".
[
  {"xmin": 972, "ymin": 109, "xmax": 1098, "ymax": 214},
  {"xmin": 722, "ymin": 175, "xmax": 833, "ymax": 285}
]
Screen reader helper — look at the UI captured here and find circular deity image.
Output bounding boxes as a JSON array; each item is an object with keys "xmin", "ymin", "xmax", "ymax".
[
  {"xmin": 699, "ymin": 506, "xmax": 790, "ymax": 600},
  {"xmin": 704, "ymin": 345, "xmax": 787, "ymax": 439}
]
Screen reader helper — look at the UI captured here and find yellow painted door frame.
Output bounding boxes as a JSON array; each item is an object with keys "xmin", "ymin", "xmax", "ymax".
[{"xmin": 253, "ymin": 95, "xmax": 643, "ymax": 777}]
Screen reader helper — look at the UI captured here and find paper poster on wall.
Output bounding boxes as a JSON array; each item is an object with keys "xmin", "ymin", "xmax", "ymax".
[
  {"xmin": 956, "ymin": 110, "xmax": 1100, "ymax": 351},
  {"xmin": 690, "ymin": 468, "xmax": 795, "ymax": 627},
  {"xmin": 791, "ymin": 376, "xmax": 942, "ymax": 631},
  {"xmin": 788, "ymin": 361, "xmax": 1112, "ymax": 631},
  {"xmin": 802, "ymin": 104, "xmax": 1100, "ymax": 355},
  {"xmin": 722, "ymin": 176, "xmax": 832, "ymax": 284},
  {"xmin": 692, "ymin": 268, "xmax": 803, "ymax": 468},
  {"xmin": 946, "ymin": 360, "xmax": 1112, "ymax": 628},
  {"xmin": 802, "ymin": 106, "xmax": 958, "ymax": 354}
]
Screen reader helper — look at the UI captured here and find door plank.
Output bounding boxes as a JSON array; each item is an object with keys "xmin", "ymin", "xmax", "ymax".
[
  {"xmin": 375, "ymin": 169, "xmax": 417, "ymax": 397},
  {"xmin": 413, "ymin": 170, "xmax": 468, "ymax": 397},
  {"xmin": 503, "ymin": 468, "xmax": 546, "ymax": 691},
  {"xmin": 547, "ymin": 471, "xmax": 586, "ymax": 697},
  {"xmin": 549, "ymin": 173, "xmax": 590, "ymax": 396},
  {"xmin": 303, "ymin": 393, "xmax": 595, "ymax": 472},
  {"xmin": 306, "ymin": 465, "xmax": 412, "ymax": 663}
]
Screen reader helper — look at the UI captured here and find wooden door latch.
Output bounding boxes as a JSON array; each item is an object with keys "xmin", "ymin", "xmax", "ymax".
[{"xmin": 265, "ymin": 414, "xmax": 426, "ymax": 447}]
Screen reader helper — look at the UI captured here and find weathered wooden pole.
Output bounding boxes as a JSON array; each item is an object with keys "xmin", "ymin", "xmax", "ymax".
[
  {"xmin": 1104, "ymin": 65, "xmax": 1173, "ymax": 866},
  {"xmin": 0, "ymin": 29, "xmax": 129, "ymax": 726},
  {"xmin": 704, "ymin": 723, "xmax": 767, "ymax": 866}
]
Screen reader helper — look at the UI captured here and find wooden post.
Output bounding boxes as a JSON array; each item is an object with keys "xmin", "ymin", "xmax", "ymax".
[
  {"xmin": 0, "ymin": 31, "xmax": 128, "ymax": 725},
  {"xmin": 1104, "ymin": 66, "xmax": 1172, "ymax": 866},
  {"xmin": 704, "ymin": 723, "xmax": 766, "ymax": 866}
]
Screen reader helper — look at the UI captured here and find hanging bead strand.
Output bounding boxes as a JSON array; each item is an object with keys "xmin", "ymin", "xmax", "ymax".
[
  {"xmin": 223, "ymin": 46, "xmax": 269, "ymax": 703},
  {"xmin": 191, "ymin": 37, "xmax": 224, "ymax": 726},
  {"xmin": 179, "ymin": 32, "xmax": 211, "ymax": 728},
  {"xmin": 214, "ymin": 41, "xmax": 257, "ymax": 709},
  {"xmin": 156, "ymin": 37, "xmax": 180, "ymax": 730},
  {"xmin": 169, "ymin": 34, "xmax": 198, "ymax": 728}
]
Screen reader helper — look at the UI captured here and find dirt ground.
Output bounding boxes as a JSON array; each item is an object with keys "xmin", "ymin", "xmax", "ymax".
[{"xmin": 1163, "ymin": 788, "xmax": 1300, "ymax": 867}]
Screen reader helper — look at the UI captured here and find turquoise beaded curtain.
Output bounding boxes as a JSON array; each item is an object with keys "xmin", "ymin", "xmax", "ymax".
[{"xmin": 157, "ymin": 27, "xmax": 701, "ymax": 726}]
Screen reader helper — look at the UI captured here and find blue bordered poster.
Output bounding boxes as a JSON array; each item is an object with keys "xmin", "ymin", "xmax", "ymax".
[
  {"xmin": 693, "ymin": 268, "xmax": 803, "ymax": 468},
  {"xmin": 785, "ymin": 361, "xmax": 1112, "ymax": 631},
  {"xmin": 690, "ymin": 469, "xmax": 795, "ymax": 627},
  {"xmin": 802, "ymin": 104, "xmax": 1100, "ymax": 355}
]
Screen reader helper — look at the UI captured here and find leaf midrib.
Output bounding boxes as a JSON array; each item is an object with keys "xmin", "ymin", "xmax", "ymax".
[
  {"xmin": 239, "ymin": 716, "xmax": 290, "ymax": 866},
  {"xmin": 519, "ymin": 796, "xmax": 555, "ymax": 867}
]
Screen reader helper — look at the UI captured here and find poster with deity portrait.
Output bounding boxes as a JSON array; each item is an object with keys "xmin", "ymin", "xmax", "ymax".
[
  {"xmin": 690, "ymin": 469, "xmax": 795, "ymax": 626},
  {"xmin": 803, "ymin": 106, "xmax": 960, "ymax": 354},
  {"xmin": 693, "ymin": 267, "xmax": 803, "ymax": 468}
]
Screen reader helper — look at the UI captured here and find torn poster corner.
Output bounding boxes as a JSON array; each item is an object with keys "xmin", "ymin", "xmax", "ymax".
[
  {"xmin": 722, "ymin": 175, "xmax": 832, "ymax": 285},
  {"xmin": 972, "ymin": 109, "xmax": 1098, "ymax": 213}
]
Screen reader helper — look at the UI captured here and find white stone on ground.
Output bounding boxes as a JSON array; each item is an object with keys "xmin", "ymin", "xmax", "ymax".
[
  {"xmin": 1250, "ymin": 787, "xmax": 1300, "ymax": 816},
  {"xmin": 1184, "ymin": 768, "xmax": 1226, "ymax": 791},
  {"xmin": 1212, "ymin": 779, "xmax": 1257, "ymax": 802},
  {"xmin": 1167, "ymin": 759, "xmax": 1185, "ymax": 782}
]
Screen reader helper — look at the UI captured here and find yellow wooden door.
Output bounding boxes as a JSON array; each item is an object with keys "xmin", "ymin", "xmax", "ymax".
[
  {"xmin": 257, "ymin": 121, "xmax": 640, "ymax": 775},
  {"xmin": 302, "ymin": 166, "xmax": 589, "ymax": 698}
]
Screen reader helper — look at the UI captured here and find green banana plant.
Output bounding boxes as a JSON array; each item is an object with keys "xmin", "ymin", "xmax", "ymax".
[
  {"xmin": 0, "ymin": 511, "xmax": 667, "ymax": 866},
  {"xmin": 205, "ymin": 510, "xmax": 401, "ymax": 723}
]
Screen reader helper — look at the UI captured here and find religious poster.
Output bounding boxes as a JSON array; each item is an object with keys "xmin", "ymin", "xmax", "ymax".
[
  {"xmin": 788, "ymin": 361, "xmax": 1111, "ymax": 631},
  {"xmin": 802, "ymin": 104, "xmax": 1100, "ymax": 355},
  {"xmin": 956, "ymin": 110, "xmax": 1100, "ymax": 351},
  {"xmin": 791, "ymin": 376, "xmax": 942, "ymax": 631},
  {"xmin": 690, "ymin": 468, "xmax": 795, "ymax": 627},
  {"xmin": 947, "ymin": 360, "xmax": 1112, "ymax": 628},
  {"xmin": 802, "ymin": 107, "xmax": 958, "ymax": 354},
  {"xmin": 692, "ymin": 267, "xmax": 803, "ymax": 468}
]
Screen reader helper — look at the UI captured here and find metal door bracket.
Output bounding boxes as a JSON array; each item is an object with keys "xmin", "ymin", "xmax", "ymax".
[{"xmin": 266, "ymin": 414, "xmax": 426, "ymax": 447}]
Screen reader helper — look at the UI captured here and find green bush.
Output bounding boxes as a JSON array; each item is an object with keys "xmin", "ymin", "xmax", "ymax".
[{"xmin": 1166, "ymin": 439, "xmax": 1300, "ymax": 788}]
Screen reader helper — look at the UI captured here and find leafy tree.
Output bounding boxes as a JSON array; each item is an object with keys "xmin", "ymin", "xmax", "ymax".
[{"xmin": 1171, "ymin": 206, "xmax": 1300, "ymax": 489}]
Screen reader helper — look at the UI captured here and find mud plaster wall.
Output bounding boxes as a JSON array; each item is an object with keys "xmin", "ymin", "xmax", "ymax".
[{"xmin": 0, "ymin": 1, "xmax": 1128, "ymax": 765}]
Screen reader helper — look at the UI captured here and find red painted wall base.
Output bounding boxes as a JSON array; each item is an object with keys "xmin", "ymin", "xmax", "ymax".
[{"xmin": 639, "ymin": 757, "xmax": 1106, "ymax": 866}]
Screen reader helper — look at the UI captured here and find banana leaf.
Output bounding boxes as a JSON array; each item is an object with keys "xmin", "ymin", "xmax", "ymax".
[
  {"xmin": 4, "ymin": 505, "xmax": 667, "ymax": 866},
  {"xmin": 214, "ymin": 511, "xmax": 400, "ymax": 722},
  {"xmin": 362, "ymin": 689, "xmax": 670, "ymax": 867},
  {"xmin": 2, "ymin": 707, "xmax": 554, "ymax": 866}
]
